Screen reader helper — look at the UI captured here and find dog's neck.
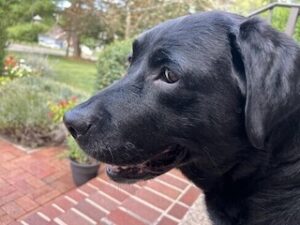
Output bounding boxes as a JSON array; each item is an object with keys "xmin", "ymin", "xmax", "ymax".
[{"xmin": 179, "ymin": 111, "xmax": 300, "ymax": 225}]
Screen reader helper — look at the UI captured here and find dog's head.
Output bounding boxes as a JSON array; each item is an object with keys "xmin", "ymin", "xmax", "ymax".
[{"xmin": 64, "ymin": 11, "xmax": 300, "ymax": 183}]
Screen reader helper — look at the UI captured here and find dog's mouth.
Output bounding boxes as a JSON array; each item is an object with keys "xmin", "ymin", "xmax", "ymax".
[{"xmin": 106, "ymin": 145, "xmax": 188, "ymax": 183}]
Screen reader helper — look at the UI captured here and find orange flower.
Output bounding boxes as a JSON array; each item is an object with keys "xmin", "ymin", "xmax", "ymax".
[
  {"xmin": 71, "ymin": 96, "xmax": 78, "ymax": 102},
  {"xmin": 58, "ymin": 100, "xmax": 68, "ymax": 107},
  {"xmin": 4, "ymin": 56, "xmax": 17, "ymax": 68}
]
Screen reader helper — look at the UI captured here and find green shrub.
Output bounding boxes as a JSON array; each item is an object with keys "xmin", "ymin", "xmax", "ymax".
[
  {"xmin": 0, "ymin": 38, "xmax": 5, "ymax": 75},
  {"xmin": 0, "ymin": 18, "xmax": 7, "ymax": 75},
  {"xmin": 0, "ymin": 76, "xmax": 87, "ymax": 148},
  {"xmin": 48, "ymin": 96, "xmax": 78, "ymax": 123},
  {"xmin": 82, "ymin": 37, "xmax": 98, "ymax": 49},
  {"xmin": 23, "ymin": 54, "xmax": 53, "ymax": 76},
  {"xmin": 7, "ymin": 23, "xmax": 49, "ymax": 43},
  {"xmin": 95, "ymin": 39, "xmax": 132, "ymax": 91}
]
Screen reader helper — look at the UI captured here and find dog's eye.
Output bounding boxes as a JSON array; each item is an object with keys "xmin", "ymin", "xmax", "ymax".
[{"xmin": 161, "ymin": 68, "xmax": 179, "ymax": 83}]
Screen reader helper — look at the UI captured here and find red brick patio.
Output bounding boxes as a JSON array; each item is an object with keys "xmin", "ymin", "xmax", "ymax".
[
  {"xmin": 0, "ymin": 139, "xmax": 75, "ymax": 224},
  {"xmin": 16, "ymin": 170, "xmax": 201, "ymax": 225},
  {"xmin": 0, "ymin": 138, "xmax": 202, "ymax": 225}
]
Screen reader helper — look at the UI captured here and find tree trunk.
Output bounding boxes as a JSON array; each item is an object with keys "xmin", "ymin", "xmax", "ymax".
[
  {"xmin": 65, "ymin": 31, "xmax": 71, "ymax": 57},
  {"xmin": 125, "ymin": 3, "xmax": 131, "ymax": 39},
  {"xmin": 72, "ymin": 32, "xmax": 81, "ymax": 58}
]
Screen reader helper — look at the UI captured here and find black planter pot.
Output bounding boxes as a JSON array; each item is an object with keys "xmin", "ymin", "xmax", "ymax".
[{"xmin": 70, "ymin": 159, "xmax": 100, "ymax": 186}]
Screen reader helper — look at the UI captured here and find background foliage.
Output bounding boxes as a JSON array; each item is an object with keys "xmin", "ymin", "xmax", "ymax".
[
  {"xmin": 95, "ymin": 39, "xmax": 132, "ymax": 91},
  {"xmin": 229, "ymin": 0, "xmax": 300, "ymax": 41},
  {"xmin": 2, "ymin": 0, "xmax": 300, "ymax": 149},
  {"xmin": 0, "ymin": 0, "xmax": 9, "ymax": 75},
  {"xmin": 0, "ymin": 76, "xmax": 86, "ymax": 147},
  {"xmin": 7, "ymin": 23, "xmax": 50, "ymax": 43}
]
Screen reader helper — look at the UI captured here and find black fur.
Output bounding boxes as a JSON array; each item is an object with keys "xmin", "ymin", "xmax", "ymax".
[{"xmin": 64, "ymin": 11, "xmax": 300, "ymax": 225}]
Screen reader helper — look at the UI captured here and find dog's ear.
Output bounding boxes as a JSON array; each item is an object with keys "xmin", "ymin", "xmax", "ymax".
[{"xmin": 229, "ymin": 17, "xmax": 300, "ymax": 149}]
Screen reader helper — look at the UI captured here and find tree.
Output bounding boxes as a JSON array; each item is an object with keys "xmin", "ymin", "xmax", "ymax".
[
  {"xmin": 4, "ymin": 0, "xmax": 56, "ymax": 42},
  {"xmin": 229, "ymin": 0, "xmax": 269, "ymax": 15},
  {"xmin": 8, "ymin": 0, "xmax": 55, "ymax": 23},
  {"xmin": 0, "ymin": 9, "xmax": 6, "ymax": 75},
  {"xmin": 0, "ymin": 0, "xmax": 13, "ymax": 75},
  {"xmin": 55, "ymin": 0, "xmax": 214, "ymax": 57},
  {"xmin": 0, "ymin": 0, "xmax": 56, "ymax": 73},
  {"xmin": 101, "ymin": 0, "xmax": 213, "ymax": 40},
  {"xmin": 59, "ymin": 0, "xmax": 104, "ymax": 58}
]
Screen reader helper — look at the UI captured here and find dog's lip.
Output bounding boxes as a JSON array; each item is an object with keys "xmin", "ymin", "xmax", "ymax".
[{"xmin": 105, "ymin": 145, "xmax": 188, "ymax": 183}]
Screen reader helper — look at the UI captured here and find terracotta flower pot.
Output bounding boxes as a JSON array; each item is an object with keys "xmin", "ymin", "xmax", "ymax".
[{"xmin": 70, "ymin": 158, "xmax": 100, "ymax": 186}]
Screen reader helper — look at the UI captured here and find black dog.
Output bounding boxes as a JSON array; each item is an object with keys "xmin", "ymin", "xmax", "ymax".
[{"xmin": 64, "ymin": 11, "xmax": 300, "ymax": 225}]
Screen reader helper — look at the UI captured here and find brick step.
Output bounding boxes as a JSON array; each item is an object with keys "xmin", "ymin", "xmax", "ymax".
[{"xmin": 13, "ymin": 170, "xmax": 201, "ymax": 225}]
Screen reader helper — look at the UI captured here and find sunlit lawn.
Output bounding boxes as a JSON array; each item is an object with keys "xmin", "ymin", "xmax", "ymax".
[
  {"xmin": 48, "ymin": 56, "xmax": 97, "ymax": 94},
  {"xmin": 9, "ymin": 52, "xmax": 97, "ymax": 94}
]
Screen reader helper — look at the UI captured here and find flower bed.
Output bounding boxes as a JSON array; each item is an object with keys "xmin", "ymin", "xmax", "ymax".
[
  {"xmin": 0, "ymin": 55, "xmax": 33, "ymax": 85},
  {"xmin": 0, "ymin": 76, "xmax": 86, "ymax": 148}
]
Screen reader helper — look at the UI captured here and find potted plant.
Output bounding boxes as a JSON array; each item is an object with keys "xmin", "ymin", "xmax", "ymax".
[
  {"xmin": 67, "ymin": 135, "xmax": 100, "ymax": 186},
  {"xmin": 48, "ymin": 96, "xmax": 100, "ymax": 186}
]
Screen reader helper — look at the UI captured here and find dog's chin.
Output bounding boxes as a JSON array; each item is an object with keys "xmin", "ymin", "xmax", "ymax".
[{"xmin": 105, "ymin": 145, "xmax": 188, "ymax": 184}]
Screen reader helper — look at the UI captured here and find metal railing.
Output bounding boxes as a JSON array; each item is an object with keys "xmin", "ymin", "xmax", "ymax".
[{"xmin": 248, "ymin": 2, "xmax": 300, "ymax": 36}]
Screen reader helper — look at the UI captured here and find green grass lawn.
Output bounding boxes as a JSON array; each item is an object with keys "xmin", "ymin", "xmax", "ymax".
[
  {"xmin": 48, "ymin": 57, "xmax": 97, "ymax": 94},
  {"xmin": 9, "ymin": 52, "xmax": 97, "ymax": 94}
]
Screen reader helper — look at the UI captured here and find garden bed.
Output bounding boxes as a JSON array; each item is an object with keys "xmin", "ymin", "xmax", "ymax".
[{"xmin": 0, "ymin": 76, "xmax": 87, "ymax": 149}]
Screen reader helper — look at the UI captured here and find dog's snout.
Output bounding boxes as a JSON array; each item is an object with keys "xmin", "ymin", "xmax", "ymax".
[{"xmin": 63, "ymin": 109, "xmax": 92, "ymax": 139}]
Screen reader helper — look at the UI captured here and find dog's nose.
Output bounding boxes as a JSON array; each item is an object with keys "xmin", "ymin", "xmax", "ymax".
[{"xmin": 63, "ymin": 109, "xmax": 92, "ymax": 139}]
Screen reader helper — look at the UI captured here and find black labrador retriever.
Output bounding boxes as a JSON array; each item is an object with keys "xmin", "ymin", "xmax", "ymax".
[{"xmin": 64, "ymin": 11, "xmax": 300, "ymax": 225}]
